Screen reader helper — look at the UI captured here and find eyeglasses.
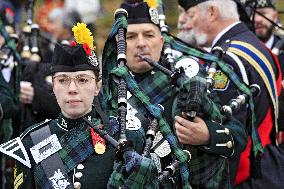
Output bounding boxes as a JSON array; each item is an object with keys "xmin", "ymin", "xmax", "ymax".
[{"xmin": 52, "ymin": 74, "xmax": 96, "ymax": 88}]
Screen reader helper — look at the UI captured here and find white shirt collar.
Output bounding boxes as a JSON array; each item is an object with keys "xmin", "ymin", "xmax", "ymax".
[
  {"xmin": 265, "ymin": 35, "xmax": 274, "ymax": 49},
  {"xmin": 211, "ymin": 21, "xmax": 241, "ymax": 48}
]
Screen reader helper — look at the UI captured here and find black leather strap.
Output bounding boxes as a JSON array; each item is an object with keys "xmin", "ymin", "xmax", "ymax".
[{"xmin": 30, "ymin": 125, "xmax": 73, "ymax": 189}]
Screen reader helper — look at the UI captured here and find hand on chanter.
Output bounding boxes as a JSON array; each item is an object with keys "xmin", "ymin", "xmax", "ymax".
[{"xmin": 175, "ymin": 116, "xmax": 210, "ymax": 146}]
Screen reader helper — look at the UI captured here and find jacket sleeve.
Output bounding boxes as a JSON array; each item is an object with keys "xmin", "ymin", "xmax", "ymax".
[
  {"xmin": 202, "ymin": 117, "xmax": 248, "ymax": 158},
  {"xmin": 14, "ymin": 158, "xmax": 36, "ymax": 189}
]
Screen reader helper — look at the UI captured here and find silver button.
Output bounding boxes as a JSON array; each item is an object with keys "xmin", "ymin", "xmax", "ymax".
[
  {"xmin": 77, "ymin": 164, "xmax": 84, "ymax": 170},
  {"xmin": 216, "ymin": 128, "xmax": 230, "ymax": 135},
  {"xmin": 216, "ymin": 141, "xmax": 233, "ymax": 148},
  {"xmin": 74, "ymin": 182, "xmax": 81, "ymax": 189},
  {"xmin": 75, "ymin": 172, "xmax": 83, "ymax": 179}
]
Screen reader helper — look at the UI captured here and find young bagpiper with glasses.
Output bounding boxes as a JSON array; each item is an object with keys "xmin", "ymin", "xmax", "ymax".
[{"xmin": 0, "ymin": 23, "xmax": 115, "ymax": 189}]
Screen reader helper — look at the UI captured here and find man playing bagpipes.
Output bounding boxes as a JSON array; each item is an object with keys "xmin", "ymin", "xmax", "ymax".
[
  {"xmin": 177, "ymin": 0, "xmax": 284, "ymax": 188},
  {"xmin": 102, "ymin": 0, "xmax": 248, "ymax": 188}
]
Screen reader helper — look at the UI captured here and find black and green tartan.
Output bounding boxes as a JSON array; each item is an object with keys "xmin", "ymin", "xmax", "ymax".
[
  {"xmin": 102, "ymin": 17, "xmax": 191, "ymax": 189},
  {"xmin": 33, "ymin": 118, "xmax": 103, "ymax": 188},
  {"xmin": 106, "ymin": 65, "xmax": 191, "ymax": 188},
  {"xmin": 13, "ymin": 110, "xmax": 115, "ymax": 189}
]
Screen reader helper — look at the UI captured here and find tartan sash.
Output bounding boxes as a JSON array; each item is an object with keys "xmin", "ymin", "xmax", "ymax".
[
  {"xmin": 34, "ymin": 118, "xmax": 102, "ymax": 188},
  {"xmin": 131, "ymin": 70, "xmax": 173, "ymax": 105}
]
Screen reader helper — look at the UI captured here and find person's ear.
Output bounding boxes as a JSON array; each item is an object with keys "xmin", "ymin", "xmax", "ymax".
[
  {"xmin": 94, "ymin": 80, "xmax": 102, "ymax": 96},
  {"xmin": 273, "ymin": 10, "xmax": 278, "ymax": 22},
  {"xmin": 208, "ymin": 5, "xmax": 219, "ymax": 22}
]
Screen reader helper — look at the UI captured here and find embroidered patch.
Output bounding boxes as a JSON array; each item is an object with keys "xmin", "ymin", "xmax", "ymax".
[
  {"xmin": 149, "ymin": 8, "xmax": 159, "ymax": 25},
  {"xmin": 14, "ymin": 168, "xmax": 23, "ymax": 189},
  {"xmin": 49, "ymin": 169, "xmax": 70, "ymax": 189},
  {"xmin": 30, "ymin": 134, "xmax": 62, "ymax": 164},
  {"xmin": 213, "ymin": 70, "xmax": 230, "ymax": 91}
]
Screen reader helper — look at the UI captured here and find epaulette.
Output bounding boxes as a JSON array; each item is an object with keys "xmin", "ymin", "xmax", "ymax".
[
  {"xmin": 20, "ymin": 119, "xmax": 52, "ymax": 140},
  {"xmin": 0, "ymin": 119, "xmax": 52, "ymax": 168}
]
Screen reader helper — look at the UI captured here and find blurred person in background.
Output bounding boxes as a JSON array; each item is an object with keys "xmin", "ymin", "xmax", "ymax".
[
  {"xmin": 19, "ymin": 3, "xmax": 82, "ymax": 131},
  {"xmin": 64, "ymin": 0, "xmax": 101, "ymax": 33},
  {"xmin": 35, "ymin": 0, "xmax": 64, "ymax": 33},
  {"xmin": 0, "ymin": 2, "xmax": 21, "ymax": 188}
]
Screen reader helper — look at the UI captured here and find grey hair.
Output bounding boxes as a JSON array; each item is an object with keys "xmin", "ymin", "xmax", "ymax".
[{"xmin": 198, "ymin": 0, "xmax": 239, "ymax": 21}]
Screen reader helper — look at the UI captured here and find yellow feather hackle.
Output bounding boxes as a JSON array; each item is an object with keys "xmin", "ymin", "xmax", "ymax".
[
  {"xmin": 145, "ymin": 0, "xmax": 158, "ymax": 8},
  {"xmin": 72, "ymin": 23, "xmax": 95, "ymax": 49}
]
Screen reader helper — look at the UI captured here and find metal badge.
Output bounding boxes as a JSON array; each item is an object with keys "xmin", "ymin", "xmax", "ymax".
[
  {"xmin": 49, "ymin": 169, "xmax": 70, "ymax": 189},
  {"xmin": 175, "ymin": 57, "xmax": 200, "ymax": 78},
  {"xmin": 213, "ymin": 70, "xmax": 230, "ymax": 91},
  {"xmin": 151, "ymin": 131, "xmax": 171, "ymax": 157},
  {"xmin": 94, "ymin": 142, "xmax": 106, "ymax": 154},
  {"xmin": 149, "ymin": 8, "xmax": 159, "ymax": 25},
  {"xmin": 87, "ymin": 51, "xmax": 99, "ymax": 67},
  {"xmin": 30, "ymin": 134, "xmax": 62, "ymax": 164},
  {"xmin": 61, "ymin": 118, "xmax": 67, "ymax": 128}
]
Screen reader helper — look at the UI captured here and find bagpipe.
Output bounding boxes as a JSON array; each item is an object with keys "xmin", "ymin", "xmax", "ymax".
[
  {"xmin": 20, "ymin": 0, "xmax": 41, "ymax": 63},
  {"xmin": 157, "ymin": 0, "xmax": 175, "ymax": 72},
  {"xmin": 120, "ymin": 8, "xmax": 191, "ymax": 187},
  {"xmin": 115, "ymin": 9, "xmax": 128, "ymax": 144},
  {"xmin": 0, "ymin": 19, "xmax": 21, "ymax": 71},
  {"xmin": 0, "ymin": 17, "xmax": 21, "ymax": 97},
  {"xmin": 155, "ymin": 1, "xmax": 260, "ymax": 123},
  {"xmin": 139, "ymin": 51, "xmax": 260, "ymax": 123}
]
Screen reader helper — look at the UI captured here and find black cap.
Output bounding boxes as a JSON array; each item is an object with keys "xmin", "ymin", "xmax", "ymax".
[
  {"xmin": 255, "ymin": 0, "xmax": 275, "ymax": 9},
  {"xmin": 178, "ymin": 0, "xmax": 209, "ymax": 11},
  {"xmin": 49, "ymin": 44, "xmax": 99, "ymax": 74},
  {"xmin": 120, "ymin": 0, "xmax": 159, "ymax": 25},
  {"xmin": 49, "ymin": 22, "xmax": 99, "ymax": 75}
]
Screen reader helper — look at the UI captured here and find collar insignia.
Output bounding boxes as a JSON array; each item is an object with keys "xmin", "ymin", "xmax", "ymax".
[{"xmin": 61, "ymin": 119, "xmax": 67, "ymax": 128}]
